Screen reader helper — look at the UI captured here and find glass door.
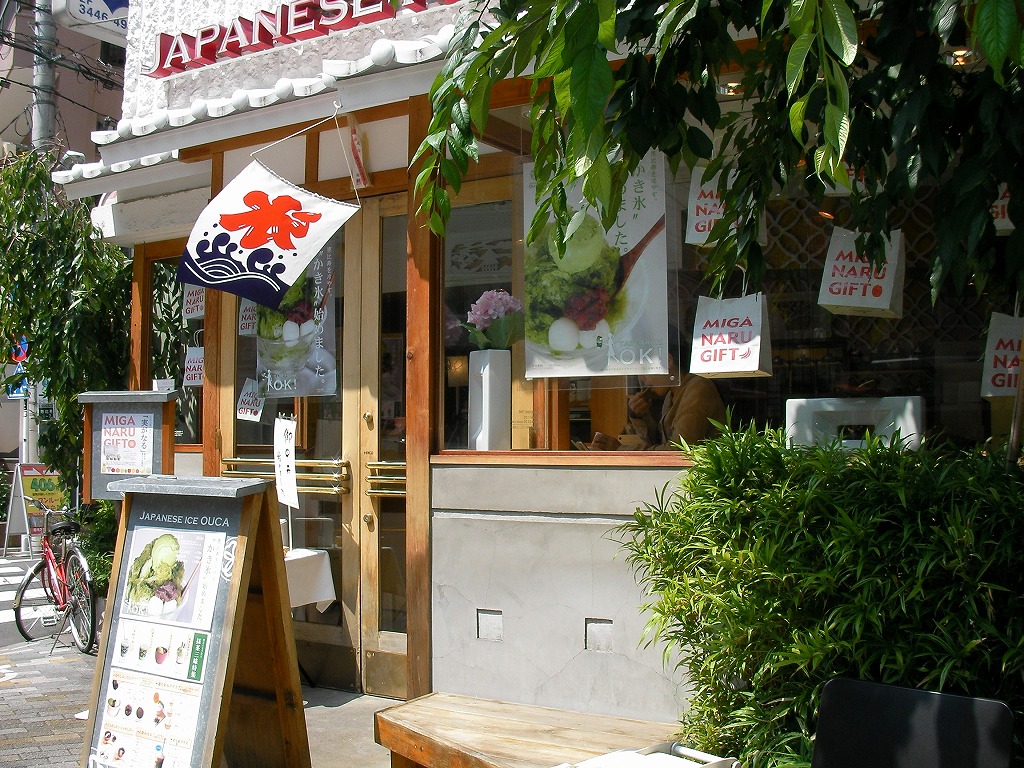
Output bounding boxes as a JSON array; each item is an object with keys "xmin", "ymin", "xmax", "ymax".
[{"xmin": 354, "ymin": 193, "xmax": 408, "ymax": 698}]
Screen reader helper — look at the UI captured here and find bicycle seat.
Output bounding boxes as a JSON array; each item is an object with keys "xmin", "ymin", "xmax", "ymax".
[{"xmin": 50, "ymin": 519, "xmax": 80, "ymax": 537}]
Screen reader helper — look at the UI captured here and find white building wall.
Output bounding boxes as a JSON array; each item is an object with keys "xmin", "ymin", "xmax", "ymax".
[
  {"xmin": 121, "ymin": 0, "xmax": 464, "ymax": 121},
  {"xmin": 431, "ymin": 465, "xmax": 690, "ymax": 722}
]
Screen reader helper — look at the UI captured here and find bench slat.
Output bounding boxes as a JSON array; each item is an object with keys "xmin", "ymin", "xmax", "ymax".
[{"xmin": 375, "ymin": 692, "xmax": 679, "ymax": 768}]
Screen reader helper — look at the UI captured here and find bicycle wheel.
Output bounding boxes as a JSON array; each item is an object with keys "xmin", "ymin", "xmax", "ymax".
[
  {"xmin": 14, "ymin": 560, "xmax": 64, "ymax": 643},
  {"xmin": 65, "ymin": 550, "xmax": 96, "ymax": 653}
]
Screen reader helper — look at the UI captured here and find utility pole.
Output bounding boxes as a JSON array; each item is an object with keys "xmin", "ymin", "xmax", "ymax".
[
  {"xmin": 20, "ymin": 0, "xmax": 58, "ymax": 466},
  {"xmin": 31, "ymin": 0, "xmax": 56, "ymax": 147}
]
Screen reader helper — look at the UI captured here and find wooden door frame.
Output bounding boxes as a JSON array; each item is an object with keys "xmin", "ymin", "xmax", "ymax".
[{"xmin": 405, "ymin": 94, "xmax": 439, "ymax": 698}]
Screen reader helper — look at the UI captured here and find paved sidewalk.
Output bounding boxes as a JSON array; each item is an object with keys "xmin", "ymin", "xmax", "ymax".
[{"xmin": 0, "ymin": 639, "xmax": 393, "ymax": 768}]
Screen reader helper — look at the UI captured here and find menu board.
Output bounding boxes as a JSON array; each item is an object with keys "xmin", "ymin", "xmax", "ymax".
[
  {"xmin": 83, "ymin": 476, "xmax": 310, "ymax": 768},
  {"xmin": 87, "ymin": 493, "xmax": 240, "ymax": 768}
]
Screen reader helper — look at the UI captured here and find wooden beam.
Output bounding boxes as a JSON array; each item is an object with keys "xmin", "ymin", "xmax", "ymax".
[
  {"xmin": 129, "ymin": 243, "xmax": 147, "ymax": 391},
  {"xmin": 306, "ymin": 166, "xmax": 409, "ymax": 200},
  {"xmin": 177, "ymin": 102, "xmax": 407, "ymax": 163},
  {"xmin": 203, "ymin": 153, "xmax": 225, "ymax": 477}
]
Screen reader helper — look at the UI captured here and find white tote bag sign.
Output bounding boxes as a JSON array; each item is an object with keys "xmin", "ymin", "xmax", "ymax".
[
  {"xmin": 981, "ymin": 312, "xmax": 1024, "ymax": 398},
  {"xmin": 818, "ymin": 227, "xmax": 905, "ymax": 318},
  {"xmin": 992, "ymin": 183, "xmax": 1014, "ymax": 234},
  {"xmin": 685, "ymin": 166, "xmax": 730, "ymax": 246},
  {"xmin": 689, "ymin": 293, "xmax": 773, "ymax": 378}
]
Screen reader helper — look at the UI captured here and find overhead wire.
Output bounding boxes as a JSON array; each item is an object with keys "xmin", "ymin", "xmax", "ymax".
[
  {"xmin": 0, "ymin": 1, "xmax": 125, "ymax": 89},
  {"xmin": 0, "ymin": 29, "xmax": 123, "ymax": 89},
  {"xmin": 0, "ymin": 1, "xmax": 124, "ymax": 150}
]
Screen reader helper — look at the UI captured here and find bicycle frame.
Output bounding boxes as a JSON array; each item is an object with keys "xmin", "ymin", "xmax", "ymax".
[
  {"xmin": 39, "ymin": 527, "xmax": 72, "ymax": 611},
  {"xmin": 13, "ymin": 500, "xmax": 97, "ymax": 653}
]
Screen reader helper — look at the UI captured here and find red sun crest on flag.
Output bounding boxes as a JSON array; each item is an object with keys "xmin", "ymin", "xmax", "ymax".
[{"xmin": 219, "ymin": 191, "xmax": 323, "ymax": 250}]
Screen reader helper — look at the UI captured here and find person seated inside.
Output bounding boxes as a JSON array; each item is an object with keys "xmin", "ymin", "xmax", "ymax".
[{"xmin": 590, "ymin": 336, "xmax": 726, "ymax": 451}]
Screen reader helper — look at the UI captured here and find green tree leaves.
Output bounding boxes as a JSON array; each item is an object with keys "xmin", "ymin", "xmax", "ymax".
[
  {"xmin": 415, "ymin": 0, "xmax": 1024, "ymax": 299},
  {"xmin": 0, "ymin": 150, "xmax": 131, "ymax": 489},
  {"xmin": 822, "ymin": 0, "xmax": 858, "ymax": 65},
  {"xmin": 974, "ymin": 0, "xmax": 1017, "ymax": 79}
]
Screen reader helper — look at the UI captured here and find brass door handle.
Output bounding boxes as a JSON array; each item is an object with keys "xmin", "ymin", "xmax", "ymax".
[
  {"xmin": 362, "ymin": 411, "xmax": 374, "ymax": 428},
  {"xmin": 362, "ymin": 513, "xmax": 372, "ymax": 524}
]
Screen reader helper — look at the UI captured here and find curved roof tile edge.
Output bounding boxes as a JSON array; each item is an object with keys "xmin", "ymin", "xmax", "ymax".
[
  {"xmin": 53, "ymin": 150, "xmax": 180, "ymax": 186},
  {"xmin": 90, "ymin": 26, "xmax": 454, "ymax": 151}
]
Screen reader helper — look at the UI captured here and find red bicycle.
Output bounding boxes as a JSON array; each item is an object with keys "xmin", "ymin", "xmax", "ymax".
[{"xmin": 13, "ymin": 496, "xmax": 96, "ymax": 653}]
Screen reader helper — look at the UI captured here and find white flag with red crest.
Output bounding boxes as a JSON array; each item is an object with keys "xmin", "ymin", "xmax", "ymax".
[{"xmin": 178, "ymin": 160, "xmax": 357, "ymax": 308}]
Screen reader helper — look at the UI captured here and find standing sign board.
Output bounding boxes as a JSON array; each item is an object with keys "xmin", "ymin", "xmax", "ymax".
[
  {"xmin": 78, "ymin": 390, "xmax": 178, "ymax": 501},
  {"xmin": 83, "ymin": 476, "xmax": 310, "ymax": 768},
  {"xmin": 2, "ymin": 464, "xmax": 62, "ymax": 556}
]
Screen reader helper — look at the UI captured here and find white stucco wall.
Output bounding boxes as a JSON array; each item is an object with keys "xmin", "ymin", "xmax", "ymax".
[
  {"xmin": 431, "ymin": 465, "xmax": 691, "ymax": 723},
  {"xmin": 122, "ymin": 0, "xmax": 465, "ymax": 121}
]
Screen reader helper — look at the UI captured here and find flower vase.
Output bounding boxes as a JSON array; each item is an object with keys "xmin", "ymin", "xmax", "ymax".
[{"xmin": 468, "ymin": 349, "xmax": 512, "ymax": 450}]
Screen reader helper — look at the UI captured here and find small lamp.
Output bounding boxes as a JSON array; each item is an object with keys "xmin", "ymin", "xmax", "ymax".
[
  {"xmin": 818, "ymin": 197, "xmax": 837, "ymax": 220},
  {"xmin": 446, "ymin": 355, "xmax": 469, "ymax": 388}
]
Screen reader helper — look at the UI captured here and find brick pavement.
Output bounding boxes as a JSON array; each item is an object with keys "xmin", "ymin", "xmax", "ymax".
[
  {"xmin": 0, "ymin": 640, "xmax": 96, "ymax": 768},
  {"xmin": 0, "ymin": 639, "xmax": 392, "ymax": 768}
]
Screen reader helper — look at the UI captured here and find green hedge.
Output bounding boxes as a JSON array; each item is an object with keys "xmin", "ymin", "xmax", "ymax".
[
  {"xmin": 77, "ymin": 500, "xmax": 118, "ymax": 596},
  {"xmin": 618, "ymin": 425, "xmax": 1024, "ymax": 767}
]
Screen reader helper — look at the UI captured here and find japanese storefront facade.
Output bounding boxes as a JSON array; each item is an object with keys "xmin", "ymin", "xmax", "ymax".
[{"xmin": 56, "ymin": 0, "xmax": 1018, "ymax": 721}]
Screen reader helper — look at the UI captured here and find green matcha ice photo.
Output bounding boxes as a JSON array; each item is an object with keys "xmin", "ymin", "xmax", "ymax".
[{"xmin": 524, "ymin": 212, "xmax": 627, "ymax": 355}]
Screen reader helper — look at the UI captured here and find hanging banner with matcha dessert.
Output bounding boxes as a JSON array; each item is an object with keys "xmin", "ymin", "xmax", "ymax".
[
  {"xmin": 523, "ymin": 155, "xmax": 669, "ymax": 379},
  {"xmin": 255, "ymin": 247, "xmax": 337, "ymax": 397}
]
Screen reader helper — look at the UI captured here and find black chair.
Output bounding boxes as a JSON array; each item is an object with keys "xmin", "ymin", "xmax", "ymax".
[{"xmin": 811, "ymin": 677, "xmax": 1014, "ymax": 768}]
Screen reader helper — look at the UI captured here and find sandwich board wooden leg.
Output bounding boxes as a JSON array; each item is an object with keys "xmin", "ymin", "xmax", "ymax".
[{"xmin": 222, "ymin": 489, "xmax": 311, "ymax": 768}]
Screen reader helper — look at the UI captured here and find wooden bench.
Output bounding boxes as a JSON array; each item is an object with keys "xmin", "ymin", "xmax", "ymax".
[{"xmin": 374, "ymin": 692, "xmax": 680, "ymax": 768}]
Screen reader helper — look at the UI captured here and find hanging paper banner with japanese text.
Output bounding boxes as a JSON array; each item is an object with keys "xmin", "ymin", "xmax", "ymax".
[
  {"xmin": 523, "ymin": 155, "xmax": 669, "ymax": 379},
  {"xmin": 274, "ymin": 417, "xmax": 299, "ymax": 509},
  {"xmin": 182, "ymin": 347, "xmax": 204, "ymax": 387},
  {"xmin": 237, "ymin": 299, "xmax": 258, "ymax": 336},
  {"xmin": 817, "ymin": 227, "xmax": 905, "ymax": 318},
  {"xmin": 686, "ymin": 165, "xmax": 731, "ymax": 246},
  {"xmin": 236, "ymin": 378, "xmax": 265, "ymax": 422},
  {"xmin": 981, "ymin": 312, "xmax": 1024, "ymax": 398},
  {"xmin": 178, "ymin": 160, "xmax": 357, "ymax": 308},
  {"xmin": 256, "ymin": 247, "xmax": 337, "ymax": 397}
]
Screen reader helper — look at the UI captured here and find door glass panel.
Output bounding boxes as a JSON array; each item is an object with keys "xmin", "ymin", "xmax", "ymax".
[
  {"xmin": 150, "ymin": 259, "xmax": 202, "ymax": 443},
  {"xmin": 234, "ymin": 236, "xmax": 344, "ymax": 548},
  {"xmin": 379, "ymin": 213, "xmax": 407, "ymax": 633}
]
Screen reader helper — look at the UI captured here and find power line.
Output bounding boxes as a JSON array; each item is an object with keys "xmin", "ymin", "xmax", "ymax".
[
  {"xmin": 0, "ymin": 30, "xmax": 123, "ymax": 89},
  {"xmin": 0, "ymin": 104, "xmax": 30, "ymax": 136},
  {"xmin": 0, "ymin": 73, "xmax": 117, "ymax": 118},
  {"xmin": 0, "ymin": 8, "xmax": 124, "ymax": 89}
]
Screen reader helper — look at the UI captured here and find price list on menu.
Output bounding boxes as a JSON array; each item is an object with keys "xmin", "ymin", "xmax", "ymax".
[{"xmin": 86, "ymin": 492, "xmax": 244, "ymax": 768}]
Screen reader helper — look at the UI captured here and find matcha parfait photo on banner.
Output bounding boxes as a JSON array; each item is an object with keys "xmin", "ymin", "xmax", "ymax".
[{"xmin": 522, "ymin": 154, "xmax": 670, "ymax": 379}]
